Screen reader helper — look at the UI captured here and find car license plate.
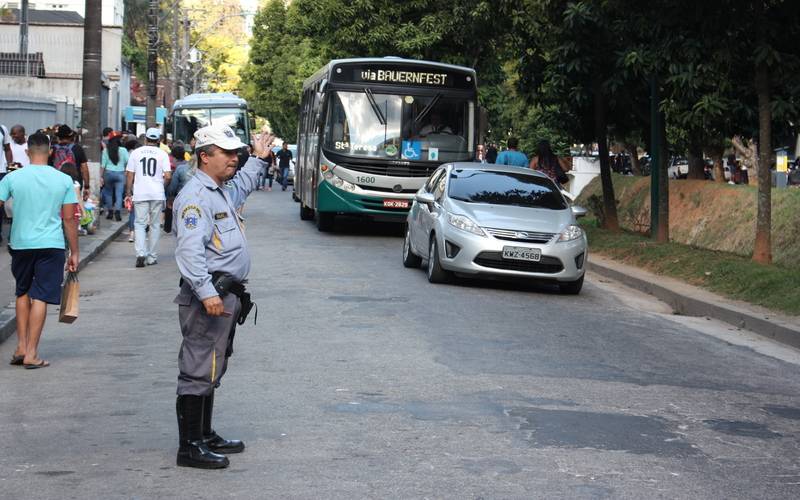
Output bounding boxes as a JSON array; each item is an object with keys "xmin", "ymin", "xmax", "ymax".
[
  {"xmin": 502, "ymin": 246, "xmax": 541, "ymax": 262},
  {"xmin": 383, "ymin": 199, "xmax": 409, "ymax": 209}
]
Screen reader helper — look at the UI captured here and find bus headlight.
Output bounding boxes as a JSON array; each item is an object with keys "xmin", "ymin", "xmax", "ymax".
[{"xmin": 331, "ymin": 174, "xmax": 356, "ymax": 192}]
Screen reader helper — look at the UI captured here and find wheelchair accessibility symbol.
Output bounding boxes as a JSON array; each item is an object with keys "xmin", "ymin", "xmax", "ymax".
[{"xmin": 401, "ymin": 140, "xmax": 421, "ymax": 160}]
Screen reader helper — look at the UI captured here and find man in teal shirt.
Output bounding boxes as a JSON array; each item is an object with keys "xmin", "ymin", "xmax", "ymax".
[
  {"xmin": 0, "ymin": 131, "xmax": 79, "ymax": 369},
  {"xmin": 496, "ymin": 137, "xmax": 529, "ymax": 167}
]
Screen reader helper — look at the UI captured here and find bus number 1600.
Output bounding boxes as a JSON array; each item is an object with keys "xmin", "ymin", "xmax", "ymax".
[{"xmin": 356, "ymin": 176, "xmax": 376, "ymax": 184}]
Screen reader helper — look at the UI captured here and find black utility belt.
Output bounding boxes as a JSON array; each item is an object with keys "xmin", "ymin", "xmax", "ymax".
[
  {"xmin": 179, "ymin": 273, "xmax": 257, "ymax": 325},
  {"xmin": 210, "ymin": 272, "xmax": 256, "ymax": 326}
]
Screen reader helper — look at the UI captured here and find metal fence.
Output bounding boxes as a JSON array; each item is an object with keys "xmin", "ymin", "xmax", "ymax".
[{"xmin": 0, "ymin": 52, "xmax": 45, "ymax": 77}]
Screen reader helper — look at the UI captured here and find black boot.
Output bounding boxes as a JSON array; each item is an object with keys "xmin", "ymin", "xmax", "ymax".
[
  {"xmin": 203, "ymin": 390, "xmax": 245, "ymax": 454},
  {"xmin": 114, "ymin": 210, "xmax": 122, "ymax": 221},
  {"xmin": 106, "ymin": 209, "xmax": 114, "ymax": 220},
  {"xmin": 176, "ymin": 395, "xmax": 229, "ymax": 469}
]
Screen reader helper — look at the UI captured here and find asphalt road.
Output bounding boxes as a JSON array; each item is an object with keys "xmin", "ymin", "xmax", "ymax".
[{"xmin": 2, "ymin": 189, "xmax": 800, "ymax": 499}]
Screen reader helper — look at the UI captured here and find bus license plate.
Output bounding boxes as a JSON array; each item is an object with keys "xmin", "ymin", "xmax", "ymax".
[
  {"xmin": 502, "ymin": 246, "xmax": 541, "ymax": 262},
  {"xmin": 383, "ymin": 199, "xmax": 409, "ymax": 209}
]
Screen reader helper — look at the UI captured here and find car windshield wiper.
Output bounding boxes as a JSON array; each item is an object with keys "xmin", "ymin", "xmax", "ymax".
[
  {"xmin": 364, "ymin": 88, "xmax": 386, "ymax": 126},
  {"xmin": 415, "ymin": 93, "xmax": 443, "ymax": 124}
]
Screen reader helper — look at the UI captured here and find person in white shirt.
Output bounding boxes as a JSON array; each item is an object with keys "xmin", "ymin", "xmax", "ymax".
[
  {"xmin": 9, "ymin": 125, "xmax": 29, "ymax": 169},
  {"xmin": 0, "ymin": 123, "xmax": 13, "ymax": 243},
  {"xmin": 124, "ymin": 127, "xmax": 172, "ymax": 268}
]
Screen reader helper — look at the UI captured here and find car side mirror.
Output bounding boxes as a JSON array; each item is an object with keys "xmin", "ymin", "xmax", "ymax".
[
  {"xmin": 415, "ymin": 192, "xmax": 435, "ymax": 205},
  {"xmin": 571, "ymin": 206, "xmax": 588, "ymax": 218}
]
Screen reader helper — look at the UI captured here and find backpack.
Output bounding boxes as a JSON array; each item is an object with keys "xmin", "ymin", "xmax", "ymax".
[{"xmin": 52, "ymin": 143, "xmax": 77, "ymax": 171}]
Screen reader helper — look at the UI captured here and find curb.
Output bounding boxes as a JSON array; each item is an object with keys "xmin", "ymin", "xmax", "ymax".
[
  {"xmin": 588, "ymin": 257, "xmax": 800, "ymax": 350},
  {"xmin": 0, "ymin": 221, "xmax": 128, "ymax": 345}
]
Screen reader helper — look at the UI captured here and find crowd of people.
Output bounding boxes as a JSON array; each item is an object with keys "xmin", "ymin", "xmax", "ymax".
[{"xmin": 476, "ymin": 137, "xmax": 572, "ymax": 186}]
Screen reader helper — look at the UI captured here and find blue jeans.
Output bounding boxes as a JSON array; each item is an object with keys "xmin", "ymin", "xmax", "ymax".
[
  {"xmin": 103, "ymin": 170, "xmax": 125, "ymax": 211},
  {"xmin": 280, "ymin": 166, "xmax": 289, "ymax": 188}
]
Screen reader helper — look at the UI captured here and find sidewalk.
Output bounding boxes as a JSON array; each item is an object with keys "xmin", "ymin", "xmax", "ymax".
[
  {"xmin": 0, "ymin": 218, "xmax": 128, "ymax": 345},
  {"xmin": 588, "ymin": 254, "xmax": 800, "ymax": 349}
]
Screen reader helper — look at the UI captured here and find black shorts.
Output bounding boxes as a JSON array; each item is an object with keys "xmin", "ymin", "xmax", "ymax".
[{"xmin": 10, "ymin": 248, "xmax": 66, "ymax": 304}]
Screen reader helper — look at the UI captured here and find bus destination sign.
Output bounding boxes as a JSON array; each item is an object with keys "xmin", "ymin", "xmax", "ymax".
[{"xmin": 334, "ymin": 63, "xmax": 475, "ymax": 90}]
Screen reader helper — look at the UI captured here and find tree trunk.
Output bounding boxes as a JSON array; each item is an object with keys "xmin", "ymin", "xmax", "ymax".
[
  {"xmin": 625, "ymin": 142, "xmax": 642, "ymax": 175},
  {"xmin": 593, "ymin": 77, "xmax": 619, "ymax": 231},
  {"xmin": 709, "ymin": 147, "xmax": 725, "ymax": 183},
  {"xmin": 753, "ymin": 63, "xmax": 772, "ymax": 264},
  {"xmin": 656, "ymin": 109, "xmax": 669, "ymax": 242},
  {"xmin": 687, "ymin": 144, "xmax": 705, "ymax": 180}
]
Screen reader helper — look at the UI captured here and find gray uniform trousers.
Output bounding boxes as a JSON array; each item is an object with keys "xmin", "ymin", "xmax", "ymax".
[{"xmin": 175, "ymin": 283, "xmax": 242, "ymax": 396}]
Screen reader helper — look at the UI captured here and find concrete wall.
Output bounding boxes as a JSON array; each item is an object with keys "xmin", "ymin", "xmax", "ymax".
[{"xmin": 0, "ymin": 24, "xmax": 122, "ymax": 81}]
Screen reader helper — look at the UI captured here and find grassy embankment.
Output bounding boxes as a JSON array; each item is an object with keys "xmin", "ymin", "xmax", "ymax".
[{"xmin": 576, "ymin": 176, "xmax": 800, "ymax": 316}]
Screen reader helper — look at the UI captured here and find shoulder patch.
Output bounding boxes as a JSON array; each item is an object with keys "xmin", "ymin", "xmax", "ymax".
[{"xmin": 181, "ymin": 204, "xmax": 202, "ymax": 230}]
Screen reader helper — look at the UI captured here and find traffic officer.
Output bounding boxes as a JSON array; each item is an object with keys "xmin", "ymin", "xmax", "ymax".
[{"xmin": 172, "ymin": 124, "xmax": 274, "ymax": 469}]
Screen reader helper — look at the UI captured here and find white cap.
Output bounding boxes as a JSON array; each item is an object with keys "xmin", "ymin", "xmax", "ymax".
[
  {"xmin": 145, "ymin": 127, "xmax": 161, "ymax": 140},
  {"xmin": 194, "ymin": 124, "xmax": 246, "ymax": 151}
]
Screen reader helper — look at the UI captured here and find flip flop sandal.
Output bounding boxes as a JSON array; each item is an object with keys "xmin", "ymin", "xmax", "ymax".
[
  {"xmin": 9, "ymin": 355, "xmax": 24, "ymax": 366},
  {"xmin": 24, "ymin": 360, "xmax": 50, "ymax": 370}
]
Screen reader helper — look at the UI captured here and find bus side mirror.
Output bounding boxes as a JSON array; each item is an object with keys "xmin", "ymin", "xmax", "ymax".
[
  {"xmin": 248, "ymin": 112, "xmax": 256, "ymax": 131},
  {"xmin": 478, "ymin": 106, "xmax": 488, "ymax": 144}
]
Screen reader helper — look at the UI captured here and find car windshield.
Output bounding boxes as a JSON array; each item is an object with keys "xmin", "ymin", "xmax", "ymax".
[
  {"xmin": 323, "ymin": 90, "xmax": 474, "ymax": 161},
  {"xmin": 174, "ymin": 108, "xmax": 248, "ymax": 145},
  {"xmin": 448, "ymin": 169, "xmax": 567, "ymax": 210}
]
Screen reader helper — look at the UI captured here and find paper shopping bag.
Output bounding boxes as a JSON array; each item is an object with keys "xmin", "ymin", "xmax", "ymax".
[{"xmin": 58, "ymin": 272, "xmax": 79, "ymax": 324}]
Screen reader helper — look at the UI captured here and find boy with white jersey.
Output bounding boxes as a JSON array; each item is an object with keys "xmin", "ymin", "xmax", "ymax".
[{"xmin": 125, "ymin": 127, "xmax": 172, "ymax": 268}]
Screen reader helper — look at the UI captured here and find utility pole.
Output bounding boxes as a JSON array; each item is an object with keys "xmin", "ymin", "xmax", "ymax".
[
  {"xmin": 172, "ymin": 4, "xmax": 180, "ymax": 105},
  {"xmin": 146, "ymin": 0, "xmax": 159, "ymax": 128},
  {"xmin": 649, "ymin": 75, "xmax": 660, "ymax": 240},
  {"xmin": 182, "ymin": 14, "xmax": 190, "ymax": 96},
  {"xmin": 19, "ymin": 0, "xmax": 29, "ymax": 76},
  {"xmin": 81, "ymin": 0, "xmax": 102, "ymax": 163}
]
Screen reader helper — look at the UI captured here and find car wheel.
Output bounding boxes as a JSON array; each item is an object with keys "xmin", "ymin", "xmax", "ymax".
[
  {"xmin": 559, "ymin": 275, "xmax": 584, "ymax": 295},
  {"xmin": 427, "ymin": 235, "xmax": 450, "ymax": 283},
  {"xmin": 402, "ymin": 224, "xmax": 422, "ymax": 268},
  {"xmin": 316, "ymin": 210, "xmax": 335, "ymax": 232},
  {"xmin": 300, "ymin": 203, "xmax": 314, "ymax": 221}
]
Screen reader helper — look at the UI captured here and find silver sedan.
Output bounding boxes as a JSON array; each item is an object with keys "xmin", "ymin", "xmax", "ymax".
[{"xmin": 402, "ymin": 162, "xmax": 588, "ymax": 294}]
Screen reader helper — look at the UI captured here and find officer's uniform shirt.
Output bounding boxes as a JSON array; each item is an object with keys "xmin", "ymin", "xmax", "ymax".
[{"xmin": 173, "ymin": 156, "xmax": 264, "ymax": 300}]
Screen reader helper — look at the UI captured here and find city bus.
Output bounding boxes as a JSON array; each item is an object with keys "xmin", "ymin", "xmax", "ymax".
[
  {"xmin": 170, "ymin": 92, "xmax": 254, "ymax": 146},
  {"xmin": 295, "ymin": 57, "xmax": 480, "ymax": 231}
]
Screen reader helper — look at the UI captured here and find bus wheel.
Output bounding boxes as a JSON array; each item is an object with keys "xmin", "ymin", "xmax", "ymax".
[
  {"xmin": 316, "ymin": 211, "xmax": 335, "ymax": 232},
  {"xmin": 300, "ymin": 204, "xmax": 315, "ymax": 221}
]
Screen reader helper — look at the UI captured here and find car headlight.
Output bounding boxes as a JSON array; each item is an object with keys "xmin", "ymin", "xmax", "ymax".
[
  {"xmin": 558, "ymin": 224, "xmax": 583, "ymax": 242},
  {"xmin": 447, "ymin": 213, "xmax": 486, "ymax": 237}
]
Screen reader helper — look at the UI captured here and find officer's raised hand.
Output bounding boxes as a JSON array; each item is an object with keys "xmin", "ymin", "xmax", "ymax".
[
  {"xmin": 202, "ymin": 295, "xmax": 225, "ymax": 316},
  {"xmin": 253, "ymin": 132, "xmax": 277, "ymax": 158}
]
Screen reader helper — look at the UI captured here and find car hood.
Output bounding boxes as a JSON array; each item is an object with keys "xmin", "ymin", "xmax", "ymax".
[{"xmin": 447, "ymin": 199, "xmax": 573, "ymax": 233}]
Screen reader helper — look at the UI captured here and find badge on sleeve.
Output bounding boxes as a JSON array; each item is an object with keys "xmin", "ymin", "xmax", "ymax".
[{"xmin": 181, "ymin": 205, "xmax": 202, "ymax": 229}]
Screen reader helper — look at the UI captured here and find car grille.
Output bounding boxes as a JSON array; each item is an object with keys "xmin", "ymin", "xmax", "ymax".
[
  {"xmin": 484, "ymin": 227, "xmax": 556, "ymax": 244},
  {"xmin": 337, "ymin": 161, "xmax": 437, "ymax": 178},
  {"xmin": 473, "ymin": 252, "xmax": 564, "ymax": 274}
]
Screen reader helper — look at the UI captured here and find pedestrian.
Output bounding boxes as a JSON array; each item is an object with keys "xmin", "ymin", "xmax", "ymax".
[
  {"xmin": 258, "ymin": 145, "xmax": 275, "ymax": 191},
  {"xmin": 0, "ymin": 132, "xmax": 79, "ymax": 369},
  {"xmin": 49, "ymin": 125, "xmax": 91, "ymax": 199},
  {"xmin": 124, "ymin": 138, "xmax": 141, "ymax": 242},
  {"xmin": 124, "ymin": 127, "xmax": 172, "ymax": 268},
  {"xmin": 476, "ymin": 144, "xmax": 486, "ymax": 163},
  {"xmin": 486, "ymin": 143, "xmax": 498, "ymax": 164},
  {"xmin": 275, "ymin": 142, "xmax": 292, "ymax": 191},
  {"xmin": 164, "ymin": 142, "xmax": 193, "ymax": 233},
  {"xmin": 0, "ymin": 122, "xmax": 13, "ymax": 243},
  {"xmin": 172, "ymin": 124, "xmax": 274, "ymax": 469},
  {"xmin": 529, "ymin": 140, "xmax": 571, "ymax": 186},
  {"xmin": 9, "ymin": 125, "xmax": 29, "ymax": 169},
  {"xmin": 100, "ymin": 132, "xmax": 128, "ymax": 221},
  {"xmin": 495, "ymin": 137, "xmax": 529, "ymax": 167}
]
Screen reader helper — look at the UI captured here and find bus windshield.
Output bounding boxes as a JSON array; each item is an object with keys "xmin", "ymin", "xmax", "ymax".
[
  {"xmin": 323, "ymin": 91, "xmax": 474, "ymax": 162},
  {"xmin": 174, "ymin": 108, "xmax": 248, "ymax": 145}
]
